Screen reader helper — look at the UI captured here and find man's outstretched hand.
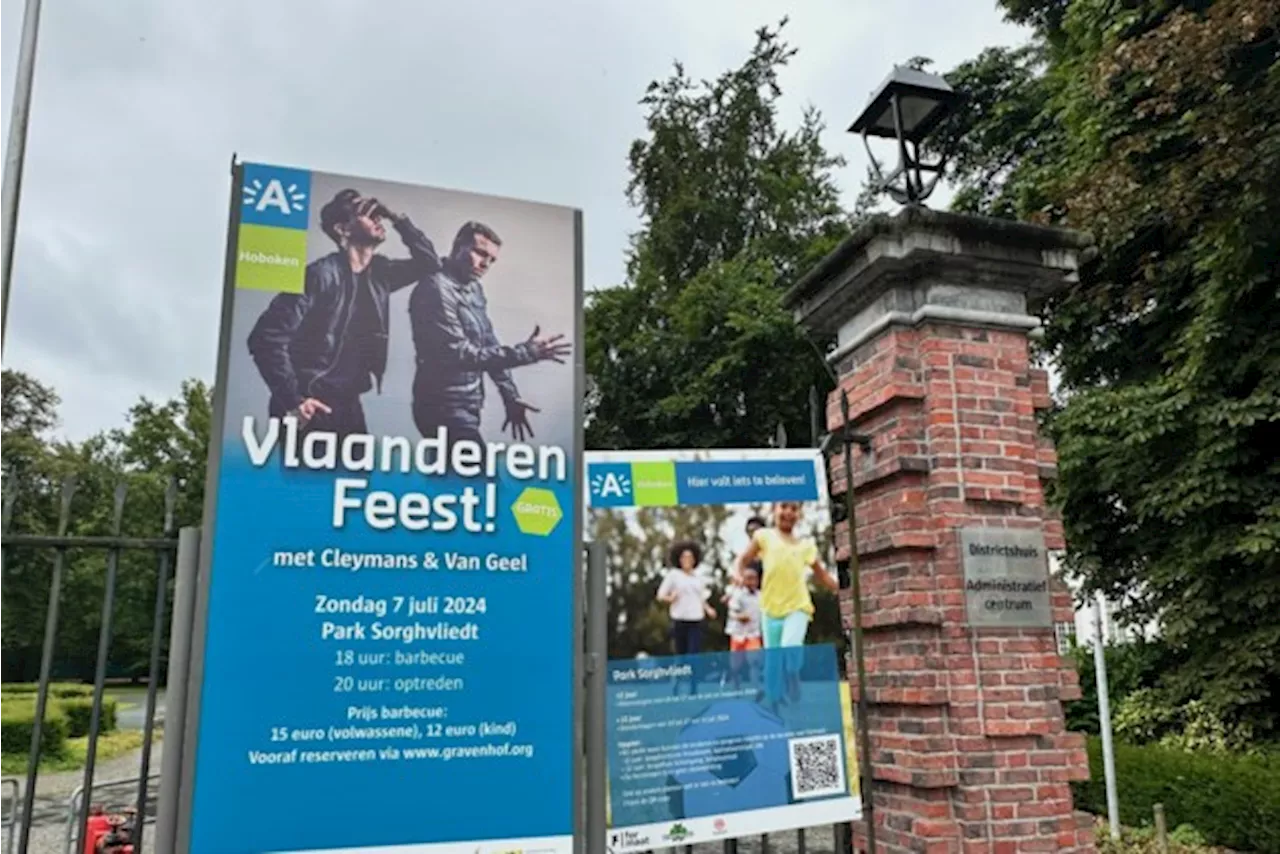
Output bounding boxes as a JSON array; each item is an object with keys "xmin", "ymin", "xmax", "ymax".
[
  {"xmin": 502, "ymin": 398, "xmax": 541, "ymax": 442},
  {"xmin": 525, "ymin": 326, "xmax": 572, "ymax": 364}
]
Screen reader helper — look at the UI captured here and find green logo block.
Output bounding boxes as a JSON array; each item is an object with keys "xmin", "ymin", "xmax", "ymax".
[
  {"xmin": 511, "ymin": 488, "xmax": 563, "ymax": 536},
  {"xmin": 631, "ymin": 461, "xmax": 678, "ymax": 506},
  {"xmin": 236, "ymin": 223, "xmax": 307, "ymax": 293}
]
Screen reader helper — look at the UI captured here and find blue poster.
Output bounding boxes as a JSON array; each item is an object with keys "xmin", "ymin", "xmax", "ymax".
[
  {"xmin": 586, "ymin": 451, "xmax": 862, "ymax": 850},
  {"xmin": 187, "ymin": 163, "xmax": 580, "ymax": 854}
]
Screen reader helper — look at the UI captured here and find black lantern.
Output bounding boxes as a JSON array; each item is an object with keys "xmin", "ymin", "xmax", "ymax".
[{"xmin": 849, "ymin": 65, "xmax": 962, "ymax": 206}]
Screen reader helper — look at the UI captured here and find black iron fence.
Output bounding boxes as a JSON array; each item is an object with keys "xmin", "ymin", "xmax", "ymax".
[{"xmin": 2, "ymin": 477, "xmax": 177, "ymax": 854}]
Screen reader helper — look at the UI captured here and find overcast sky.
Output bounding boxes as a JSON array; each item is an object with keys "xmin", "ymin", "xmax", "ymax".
[{"xmin": 1, "ymin": 0, "xmax": 1025, "ymax": 441}]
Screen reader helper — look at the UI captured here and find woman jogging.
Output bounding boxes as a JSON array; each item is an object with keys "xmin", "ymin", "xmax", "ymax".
[
  {"xmin": 657, "ymin": 539, "xmax": 716, "ymax": 694},
  {"xmin": 733, "ymin": 501, "xmax": 838, "ymax": 708}
]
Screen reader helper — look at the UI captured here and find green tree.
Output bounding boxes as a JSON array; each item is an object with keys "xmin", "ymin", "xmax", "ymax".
[
  {"xmin": 940, "ymin": 0, "xmax": 1280, "ymax": 733},
  {"xmin": 585, "ymin": 20, "xmax": 851, "ymax": 451},
  {"xmin": 2, "ymin": 370, "xmax": 69, "ymax": 680},
  {"xmin": 1, "ymin": 373, "xmax": 212, "ymax": 682}
]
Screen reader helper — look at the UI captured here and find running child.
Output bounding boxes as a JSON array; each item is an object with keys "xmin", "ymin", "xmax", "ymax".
[
  {"xmin": 733, "ymin": 501, "xmax": 838, "ymax": 708},
  {"xmin": 657, "ymin": 539, "xmax": 716, "ymax": 694}
]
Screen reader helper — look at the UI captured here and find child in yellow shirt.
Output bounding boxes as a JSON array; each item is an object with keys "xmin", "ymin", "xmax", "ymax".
[{"xmin": 733, "ymin": 501, "xmax": 839, "ymax": 706}]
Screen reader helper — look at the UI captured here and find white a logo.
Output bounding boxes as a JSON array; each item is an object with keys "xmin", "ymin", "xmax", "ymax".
[
  {"xmin": 244, "ymin": 178, "xmax": 307, "ymax": 216},
  {"xmin": 597, "ymin": 473, "xmax": 629, "ymax": 498}
]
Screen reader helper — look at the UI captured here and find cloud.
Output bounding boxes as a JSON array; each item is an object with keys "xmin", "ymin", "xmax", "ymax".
[{"xmin": 1, "ymin": 0, "xmax": 1024, "ymax": 440}]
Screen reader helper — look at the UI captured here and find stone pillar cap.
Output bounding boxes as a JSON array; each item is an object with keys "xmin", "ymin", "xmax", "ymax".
[{"xmin": 785, "ymin": 206, "xmax": 1094, "ymax": 340}]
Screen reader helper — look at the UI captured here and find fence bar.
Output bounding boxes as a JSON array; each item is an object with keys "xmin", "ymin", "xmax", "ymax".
[
  {"xmin": 584, "ymin": 542, "xmax": 607, "ymax": 854},
  {"xmin": 154, "ymin": 527, "xmax": 201, "ymax": 854},
  {"xmin": 796, "ymin": 827, "xmax": 806, "ymax": 854},
  {"xmin": 134, "ymin": 480, "xmax": 177, "ymax": 852},
  {"xmin": 840, "ymin": 389, "xmax": 877, "ymax": 854},
  {"xmin": 74, "ymin": 484, "xmax": 128, "ymax": 854},
  {"xmin": 17, "ymin": 476, "xmax": 76, "ymax": 854},
  {"xmin": 1, "ymin": 534, "xmax": 175, "ymax": 550},
  {"xmin": 3, "ymin": 777, "xmax": 18, "ymax": 854}
]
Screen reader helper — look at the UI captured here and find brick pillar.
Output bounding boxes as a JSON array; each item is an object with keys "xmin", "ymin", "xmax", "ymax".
[{"xmin": 787, "ymin": 207, "xmax": 1097, "ymax": 853}]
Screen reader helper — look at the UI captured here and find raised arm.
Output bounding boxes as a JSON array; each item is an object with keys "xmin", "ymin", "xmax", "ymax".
[
  {"xmin": 732, "ymin": 537, "xmax": 761, "ymax": 585},
  {"xmin": 377, "ymin": 215, "xmax": 442, "ymax": 292}
]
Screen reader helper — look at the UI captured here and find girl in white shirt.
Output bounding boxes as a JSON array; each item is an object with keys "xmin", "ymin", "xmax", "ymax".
[{"xmin": 656, "ymin": 539, "xmax": 716, "ymax": 656}]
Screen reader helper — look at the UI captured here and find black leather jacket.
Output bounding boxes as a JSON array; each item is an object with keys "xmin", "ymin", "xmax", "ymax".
[
  {"xmin": 247, "ymin": 218, "xmax": 438, "ymax": 415},
  {"xmin": 408, "ymin": 266, "xmax": 535, "ymax": 427}
]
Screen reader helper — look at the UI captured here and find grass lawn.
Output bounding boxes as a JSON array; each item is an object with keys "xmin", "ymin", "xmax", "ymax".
[{"xmin": 0, "ymin": 730, "xmax": 161, "ymax": 776}]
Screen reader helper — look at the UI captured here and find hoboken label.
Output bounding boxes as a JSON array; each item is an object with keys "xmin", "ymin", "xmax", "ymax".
[{"xmin": 959, "ymin": 527, "xmax": 1052, "ymax": 628}]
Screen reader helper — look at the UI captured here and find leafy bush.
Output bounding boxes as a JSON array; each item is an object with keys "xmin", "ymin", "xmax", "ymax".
[
  {"xmin": 1074, "ymin": 736, "xmax": 1280, "ymax": 853},
  {"xmin": 1113, "ymin": 689, "xmax": 1261, "ymax": 754},
  {"xmin": 58, "ymin": 696, "xmax": 118, "ymax": 738},
  {"xmin": 0, "ymin": 699, "xmax": 68, "ymax": 757},
  {"xmin": 1065, "ymin": 639, "xmax": 1173, "ymax": 736},
  {"xmin": 1094, "ymin": 817, "xmax": 1212, "ymax": 853},
  {"xmin": 1112, "ymin": 688, "xmax": 1181, "ymax": 744}
]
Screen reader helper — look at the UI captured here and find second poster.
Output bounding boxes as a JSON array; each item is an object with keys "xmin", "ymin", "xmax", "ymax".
[{"xmin": 586, "ymin": 449, "xmax": 863, "ymax": 850}]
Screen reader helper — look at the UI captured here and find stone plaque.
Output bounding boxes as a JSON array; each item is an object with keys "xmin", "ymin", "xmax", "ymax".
[{"xmin": 959, "ymin": 527, "xmax": 1052, "ymax": 628}]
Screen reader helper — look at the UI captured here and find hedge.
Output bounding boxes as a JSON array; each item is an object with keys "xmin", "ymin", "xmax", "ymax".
[
  {"xmin": 1, "ymin": 682, "xmax": 94, "ymax": 699},
  {"xmin": 1, "ymin": 684, "xmax": 120, "ymax": 755},
  {"xmin": 1, "ymin": 699, "xmax": 68, "ymax": 758},
  {"xmin": 58, "ymin": 696, "xmax": 118, "ymax": 738},
  {"xmin": 1073, "ymin": 736, "xmax": 1280, "ymax": 853}
]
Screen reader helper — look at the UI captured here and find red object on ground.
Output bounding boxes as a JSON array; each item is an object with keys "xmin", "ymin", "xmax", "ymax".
[{"xmin": 83, "ymin": 815, "xmax": 111, "ymax": 854}]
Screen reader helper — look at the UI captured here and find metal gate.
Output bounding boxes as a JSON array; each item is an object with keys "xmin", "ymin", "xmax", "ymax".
[{"xmin": 1, "ymin": 477, "xmax": 177, "ymax": 854}]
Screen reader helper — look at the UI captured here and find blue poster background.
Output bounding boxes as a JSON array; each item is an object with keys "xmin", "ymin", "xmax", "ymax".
[
  {"xmin": 189, "ymin": 449, "xmax": 576, "ymax": 853},
  {"xmin": 606, "ymin": 645, "xmax": 851, "ymax": 827}
]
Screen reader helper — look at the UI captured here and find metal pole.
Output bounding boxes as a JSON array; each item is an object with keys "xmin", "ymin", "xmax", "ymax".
[
  {"xmin": 1092, "ymin": 592, "xmax": 1120, "ymax": 841},
  {"xmin": 154, "ymin": 527, "xmax": 201, "ymax": 854},
  {"xmin": 1, "ymin": 0, "xmax": 45, "ymax": 345},
  {"xmin": 1154, "ymin": 803, "xmax": 1168, "ymax": 853},
  {"xmin": 17, "ymin": 476, "xmax": 74, "ymax": 854},
  {"xmin": 809, "ymin": 386, "xmax": 822, "ymax": 450},
  {"xmin": 840, "ymin": 390, "xmax": 877, "ymax": 854},
  {"xmin": 584, "ymin": 542, "xmax": 608, "ymax": 854},
  {"xmin": 135, "ymin": 480, "xmax": 178, "ymax": 851},
  {"xmin": 75, "ymin": 484, "xmax": 127, "ymax": 854}
]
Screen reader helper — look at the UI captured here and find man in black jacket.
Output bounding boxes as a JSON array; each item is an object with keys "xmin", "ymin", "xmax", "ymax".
[
  {"xmin": 247, "ymin": 189, "xmax": 438, "ymax": 438},
  {"xmin": 409, "ymin": 221, "xmax": 570, "ymax": 445}
]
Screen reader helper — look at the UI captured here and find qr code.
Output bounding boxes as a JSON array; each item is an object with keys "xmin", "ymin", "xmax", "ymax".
[{"xmin": 788, "ymin": 734, "xmax": 846, "ymax": 799}]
